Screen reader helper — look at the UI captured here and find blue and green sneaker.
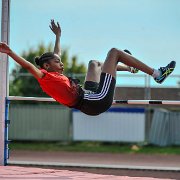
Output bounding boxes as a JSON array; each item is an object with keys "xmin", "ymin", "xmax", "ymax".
[
  {"xmin": 129, "ymin": 67, "xmax": 139, "ymax": 73},
  {"xmin": 154, "ymin": 61, "xmax": 176, "ymax": 84}
]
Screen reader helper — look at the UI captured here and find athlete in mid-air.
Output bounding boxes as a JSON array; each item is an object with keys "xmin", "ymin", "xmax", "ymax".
[{"xmin": 0, "ymin": 20, "xmax": 176, "ymax": 115}]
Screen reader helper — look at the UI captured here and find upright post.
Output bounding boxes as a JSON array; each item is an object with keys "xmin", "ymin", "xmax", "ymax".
[{"xmin": 0, "ymin": 0, "xmax": 10, "ymax": 165}]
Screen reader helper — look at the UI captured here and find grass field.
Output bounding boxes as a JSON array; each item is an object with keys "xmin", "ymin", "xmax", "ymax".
[{"xmin": 9, "ymin": 141, "xmax": 180, "ymax": 155}]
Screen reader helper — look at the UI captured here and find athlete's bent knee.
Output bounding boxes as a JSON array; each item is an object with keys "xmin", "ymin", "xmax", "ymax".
[
  {"xmin": 108, "ymin": 48, "xmax": 125, "ymax": 57},
  {"xmin": 88, "ymin": 60, "xmax": 100, "ymax": 68},
  {"xmin": 108, "ymin": 48, "xmax": 119, "ymax": 56}
]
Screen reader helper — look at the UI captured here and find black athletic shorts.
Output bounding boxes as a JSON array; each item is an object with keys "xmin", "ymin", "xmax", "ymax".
[{"xmin": 72, "ymin": 72, "xmax": 116, "ymax": 116}]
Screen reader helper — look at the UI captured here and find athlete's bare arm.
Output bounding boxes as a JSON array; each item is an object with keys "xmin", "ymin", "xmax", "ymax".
[
  {"xmin": 0, "ymin": 42, "xmax": 44, "ymax": 79},
  {"xmin": 49, "ymin": 19, "xmax": 61, "ymax": 56}
]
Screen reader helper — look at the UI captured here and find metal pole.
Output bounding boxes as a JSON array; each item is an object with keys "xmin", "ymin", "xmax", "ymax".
[
  {"xmin": 0, "ymin": 0, "xmax": 10, "ymax": 165},
  {"xmin": 144, "ymin": 75, "xmax": 151, "ymax": 100}
]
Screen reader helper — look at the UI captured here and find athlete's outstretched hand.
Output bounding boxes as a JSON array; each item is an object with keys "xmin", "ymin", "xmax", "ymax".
[
  {"xmin": 0, "ymin": 42, "xmax": 12, "ymax": 55},
  {"xmin": 49, "ymin": 19, "xmax": 61, "ymax": 37}
]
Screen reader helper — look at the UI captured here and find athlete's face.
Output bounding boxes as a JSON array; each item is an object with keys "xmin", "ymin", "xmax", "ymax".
[{"xmin": 45, "ymin": 54, "xmax": 64, "ymax": 73}]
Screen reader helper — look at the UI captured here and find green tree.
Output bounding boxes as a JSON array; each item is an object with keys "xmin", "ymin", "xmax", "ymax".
[{"xmin": 9, "ymin": 43, "xmax": 86, "ymax": 97}]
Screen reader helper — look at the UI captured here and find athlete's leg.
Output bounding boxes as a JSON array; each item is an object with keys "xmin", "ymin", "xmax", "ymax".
[
  {"xmin": 85, "ymin": 60, "xmax": 103, "ymax": 83},
  {"xmin": 102, "ymin": 48, "xmax": 154, "ymax": 78},
  {"xmin": 118, "ymin": 49, "xmax": 139, "ymax": 73},
  {"xmin": 83, "ymin": 60, "xmax": 103, "ymax": 91},
  {"xmin": 116, "ymin": 64, "xmax": 139, "ymax": 73},
  {"xmin": 85, "ymin": 49, "xmax": 139, "ymax": 82},
  {"xmin": 117, "ymin": 64, "xmax": 130, "ymax": 72}
]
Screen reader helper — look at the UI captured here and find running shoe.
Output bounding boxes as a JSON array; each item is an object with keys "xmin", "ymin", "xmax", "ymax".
[
  {"xmin": 124, "ymin": 49, "xmax": 139, "ymax": 74},
  {"xmin": 129, "ymin": 67, "xmax": 139, "ymax": 73},
  {"xmin": 124, "ymin": 49, "xmax": 132, "ymax": 55},
  {"xmin": 154, "ymin": 61, "xmax": 176, "ymax": 84}
]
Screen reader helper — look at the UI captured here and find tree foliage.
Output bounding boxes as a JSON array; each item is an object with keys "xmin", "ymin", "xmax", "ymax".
[{"xmin": 9, "ymin": 43, "xmax": 86, "ymax": 97}]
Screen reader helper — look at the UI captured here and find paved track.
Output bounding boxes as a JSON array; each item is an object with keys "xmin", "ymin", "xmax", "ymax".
[{"xmin": 6, "ymin": 150, "xmax": 180, "ymax": 179}]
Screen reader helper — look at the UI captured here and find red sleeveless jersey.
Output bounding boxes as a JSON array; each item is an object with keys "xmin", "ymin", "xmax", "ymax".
[{"xmin": 37, "ymin": 69, "xmax": 79, "ymax": 106}]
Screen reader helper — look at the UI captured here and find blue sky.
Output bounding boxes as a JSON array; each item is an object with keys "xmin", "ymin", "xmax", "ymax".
[{"xmin": 1, "ymin": 0, "xmax": 180, "ymax": 87}]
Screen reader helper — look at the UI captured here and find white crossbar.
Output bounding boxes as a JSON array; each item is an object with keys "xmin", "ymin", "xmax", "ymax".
[
  {"xmin": 113, "ymin": 100, "xmax": 180, "ymax": 105},
  {"xmin": 8, "ymin": 96, "xmax": 55, "ymax": 102},
  {"xmin": 7, "ymin": 96, "xmax": 180, "ymax": 105}
]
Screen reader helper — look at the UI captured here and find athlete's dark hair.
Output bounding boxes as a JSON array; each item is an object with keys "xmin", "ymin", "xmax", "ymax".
[{"xmin": 35, "ymin": 52, "xmax": 55, "ymax": 68}]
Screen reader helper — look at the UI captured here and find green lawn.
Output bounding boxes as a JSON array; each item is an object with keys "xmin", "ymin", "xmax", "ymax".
[{"xmin": 9, "ymin": 141, "xmax": 180, "ymax": 155}]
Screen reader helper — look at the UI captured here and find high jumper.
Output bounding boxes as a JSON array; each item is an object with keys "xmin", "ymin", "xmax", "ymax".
[{"xmin": 0, "ymin": 20, "xmax": 176, "ymax": 116}]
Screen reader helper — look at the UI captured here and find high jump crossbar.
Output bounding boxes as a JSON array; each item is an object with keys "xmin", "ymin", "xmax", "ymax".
[{"xmin": 7, "ymin": 96, "xmax": 180, "ymax": 105}]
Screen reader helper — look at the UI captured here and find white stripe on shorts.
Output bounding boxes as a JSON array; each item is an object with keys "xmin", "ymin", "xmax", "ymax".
[{"xmin": 84, "ymin": 73, "xmax": 112, "ymax": 101}]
